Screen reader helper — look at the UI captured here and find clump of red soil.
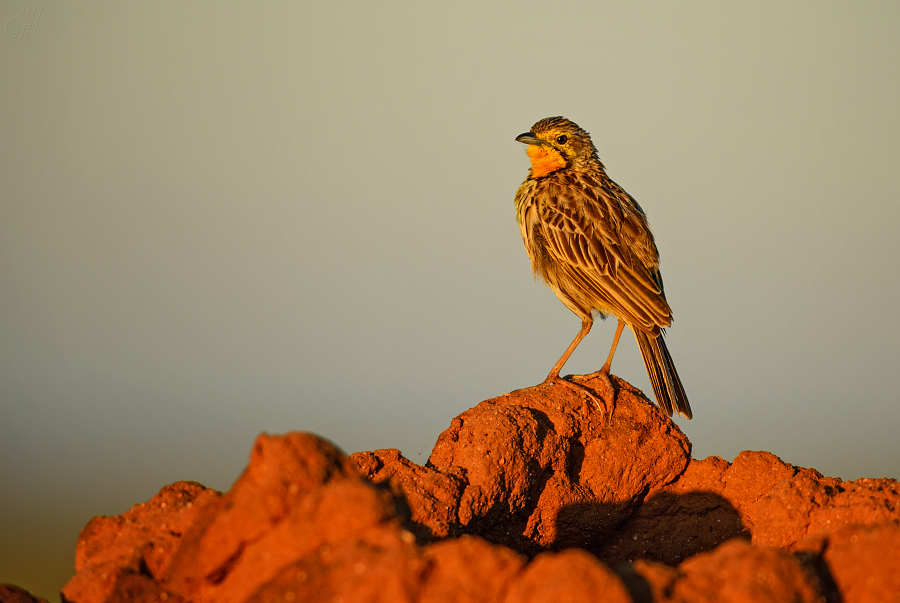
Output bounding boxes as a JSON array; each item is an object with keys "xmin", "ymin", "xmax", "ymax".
[
  {"xmin": 8, "ymin": 375, "xmax": 896, "ymax": 603},
  {"xmin": 0, "ymin": 585, "xmax": 50, "ymax": 603}
]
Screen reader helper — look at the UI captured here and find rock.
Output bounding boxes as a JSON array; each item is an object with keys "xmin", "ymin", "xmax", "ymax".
[
  {"xmin": 419, "ymin": 536, "xmax": 525, "ymax": 603},
  {"xmin": 426, "ymin": 375, "xmax": 691, "ymax": 555},
  {"xmin": 60, "ymin": 480, "xmax": 219, "ymax": 603},
  {"xmin": 795, "ymin": 522, "xmax": 900, "ymax": 603},
  {"xmin": 350, "ymin": 448, "xmax": 466, "ymax": 542},
  {"xmin": 163, "ymin": 432, "xmax": 409, "ymax": 603},
  {"xmin": 593, "ymin": 456, "xmax": 745, "ymax": 566},
  {"xmin": 50, "ymin": 375, "xmax": 900, "ymax": 603},
  {"xmin": 502, "ymin": 548, "xmax": 631, "ymax": 603},
  {"xmin": 71, "ymin": 574, "xmax": 187, "ymax": 603},
  {"xmin": 618, "ymin": 559, "xmax": 680, "ymax": 603},
  {"xmin": 719, "ymin": 451, "xmax": 835, "ymax": 532},
  {"xmin": 244, "ymin": 521, "xmax": 526, "ymax": 603},
  {"xmin": 241, "ymin": 528, "xmax": 424, "ymax": 603},
  {"xmin": 754, "ymin": 476, "xmax": 900, "ymax": 550},
  {"xmin": 0, "ymin": 584, "xmax": 50, "ymax": 603},
  {"xmin": 594, "ymin": 450, "xmax": 838, "ymax": 566},
  {"xmin": 631, "ymin": 539, "xmax": 822, "ymax": 603}
]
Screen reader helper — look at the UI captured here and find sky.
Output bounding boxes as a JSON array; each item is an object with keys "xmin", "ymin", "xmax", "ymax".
[{"xmin": 2, "ymin": 1, "xmax": 899, "ymax": 598}]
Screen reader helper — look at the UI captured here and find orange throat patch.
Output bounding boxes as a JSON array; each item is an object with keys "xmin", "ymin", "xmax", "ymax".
[{"xmin": 527, "ymin": 144, "xmax": 567, "ymax": 178}]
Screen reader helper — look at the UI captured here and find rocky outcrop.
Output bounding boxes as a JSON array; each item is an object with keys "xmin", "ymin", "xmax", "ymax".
[
  {"xmin": 43, "ymin": 375, "xmax": 900, "ymax": 602},
  {"xmin": 354, "ymin": 376, "xmax": 692, "ymax": 558},
  {"xmin": 61, "ymin": 481, "xmax": 219, "ymax": 603},
  {"xmin": 0, "ymin": 585, "xmax": 50, "ymax": 603}
]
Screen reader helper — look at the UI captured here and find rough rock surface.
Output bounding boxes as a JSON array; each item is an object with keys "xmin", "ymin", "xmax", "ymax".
[
  {"xmin": 355, "ymin": 376, "xmax": 692, "ymax": 557},
  {"xmin": 754, "ymin": 475, "xmax": 899, "ymax": 550},
  {"xmin": 595, "ymin": 449, "xmax": 841, "ymax": 566},
  {"xmin": 60, "ymin": 480, "xmax": 219, "ymax": 603},
  {"xmin": 32, "ymin": 375, "xmax": 900, "ymax": 602},
  {"xmin": 794, "ymin": 522, "xmax": 900, "ymax": 603},
  {"xmin": 0, "ymin": 585, "xmax": 50, "ymax": 603},
  {"xmin": 629, "ymin": 539, "xmax": 822, "ymax": 603}
]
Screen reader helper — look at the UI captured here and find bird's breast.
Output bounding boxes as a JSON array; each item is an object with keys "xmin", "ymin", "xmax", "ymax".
[{"xmin": 527, "ymin": 145, "xmax": 567, "ymax": 178}]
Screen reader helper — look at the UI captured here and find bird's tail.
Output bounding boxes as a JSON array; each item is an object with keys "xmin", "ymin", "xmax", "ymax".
[{"xmin": 634, "ymin": 330, "xmax": 692, "ymax": 419}]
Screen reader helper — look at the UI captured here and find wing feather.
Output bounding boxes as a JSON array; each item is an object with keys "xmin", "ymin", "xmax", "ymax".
[{"xmin": 536, "ymin": 176, "xmax": 672, "ymax": 331}]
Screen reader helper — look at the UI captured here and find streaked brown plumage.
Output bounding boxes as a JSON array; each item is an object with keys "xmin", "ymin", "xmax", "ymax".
[{"xmin": 514, "ymin": 116, "xmax": 691, "ymax": 419}]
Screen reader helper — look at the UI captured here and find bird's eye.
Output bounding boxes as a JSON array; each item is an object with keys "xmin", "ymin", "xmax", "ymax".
[{"xmin": 556, "ymin": 135, "xmax": 568, "ymax": 145}]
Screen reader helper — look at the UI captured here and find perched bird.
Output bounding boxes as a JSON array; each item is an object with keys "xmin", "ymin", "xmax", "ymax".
[{"xmin": 514, "ymin": 116, "xmax": 692, "ymax": 419}]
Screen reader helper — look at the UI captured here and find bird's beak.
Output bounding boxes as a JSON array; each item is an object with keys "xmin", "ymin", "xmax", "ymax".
[{"xmin": 515, "ymin": 132, "xmax": 545, "ymax": 146}]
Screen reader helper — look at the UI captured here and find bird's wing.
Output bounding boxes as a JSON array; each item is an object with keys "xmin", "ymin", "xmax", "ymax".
[{"xmin": 538, "ymin": 181, "xmax": 672, "ymax": 331}]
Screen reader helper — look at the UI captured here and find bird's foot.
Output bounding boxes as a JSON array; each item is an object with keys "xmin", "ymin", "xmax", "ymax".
[
  {"xmin": 568, "ymin": 370, "xmax": 616, "ymax": 418},
  {"xmin": 542, "ymin": 374, "xmax": 613, "ymax": 420},
  {"xmin": 571, "ymin": 368, "xmax": 611, "ymax": 381}
]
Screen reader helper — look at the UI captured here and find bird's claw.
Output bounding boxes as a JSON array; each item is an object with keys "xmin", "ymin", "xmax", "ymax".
[
  {"xmin": 567, "ymin": 372, "xmax": 616, "ymax": 418},
  {"xmin": 544, "ymin": 374, "xmax": 614, "ymax": 420}
]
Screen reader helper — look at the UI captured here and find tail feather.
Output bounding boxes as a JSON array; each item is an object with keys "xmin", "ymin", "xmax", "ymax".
[{"xmin": 633, "ymin": 330, "xmax": 692, "ymax": 419}]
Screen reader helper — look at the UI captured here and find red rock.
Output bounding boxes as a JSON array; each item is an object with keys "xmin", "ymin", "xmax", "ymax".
[
  {"xmin": 244, "ymin": 532, "xmax": 525, "ymax": 603},
  {"xmin": 163, "ymin": 432, "xmax": 408, "ymax": 603},
  {"xmin": 795, "ymin": 522, "xmax": 900, "ymax": 603},
  {"xmin": 622, "ymin": 559, "xmax": 680, "ymax": 602},
  {"xmin": 754, "ymin": 476, "xmax": 900, "ymax": 550},
  {"xmin": 594, "ymin": 455, "xmax": 743, "ymax": 566},
  {"xmin": 633, "ymin": 539, "xmax": 822, "ymax": 603},
  {"xmin": 242, "ymin": 529, "xmax": 424, "ymax": 603},
  {"xmin": 595, "ymin": 450, "xmax": 858, "ymax": 567},
  {"xmin": 420, "ymin": 536, "xmax": 525, "ymax": 603},
  {"xmin": 80, "ymin": 574, "xmax": 186, "ymax": 603},
  {"xmin": 351, "ymin": 448, "xmax": 466, "ymax": 541},
  {"xmin": 0, "ymin": 585, "xmax": 50, "ymax": 603},
  {"xmin": 503, "ymin": 548, "xmax": 631, "ymax": 603},
  {"xmin": 595, "ymin": 487, "xmax": 747, "ymax": 567},
  {"xmin": 427, "ymin": 375, "xmax": 691, "ymax": 554},
  {"xmin": 721, "ymin": 451, "xmax": 834, "ymax": 532},
  {"xmin": 49, "ymin": 376, "xmax": 900, "ymax": 603},
  {"xmin": 61, "ymin": 480, "xmax": 219, "ymax": 603}
]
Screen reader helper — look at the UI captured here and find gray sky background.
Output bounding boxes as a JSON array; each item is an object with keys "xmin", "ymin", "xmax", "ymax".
[{"xmin": 2, "ymin": 1, "xmax": 899, "ymax": 598}]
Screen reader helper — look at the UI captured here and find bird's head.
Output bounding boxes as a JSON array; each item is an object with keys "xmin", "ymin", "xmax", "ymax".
[{"xmin": 516, "ymin": 116, "xmax": 599, "ymax": 178}]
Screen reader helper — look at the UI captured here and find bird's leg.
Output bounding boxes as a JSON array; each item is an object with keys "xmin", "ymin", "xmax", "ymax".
[
  {"xmin": 546, "ymin": 316, "xmax": 592, "ymax": 382},
  {"xmin": 578, "ymin": 318, "xmax": 625, "ymax": 378},
  {"xmin": 571, "ymin": 319, "xmax": 626, "ymax": 414},
  {"xmin": 534, "ymin": 318, "xmax": 610, "ymax": 417}
]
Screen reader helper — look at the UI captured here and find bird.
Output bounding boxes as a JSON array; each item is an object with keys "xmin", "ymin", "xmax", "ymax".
[{"xmin": 513, "ymin": 116, "xmax": 692, "ymax": 419}]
